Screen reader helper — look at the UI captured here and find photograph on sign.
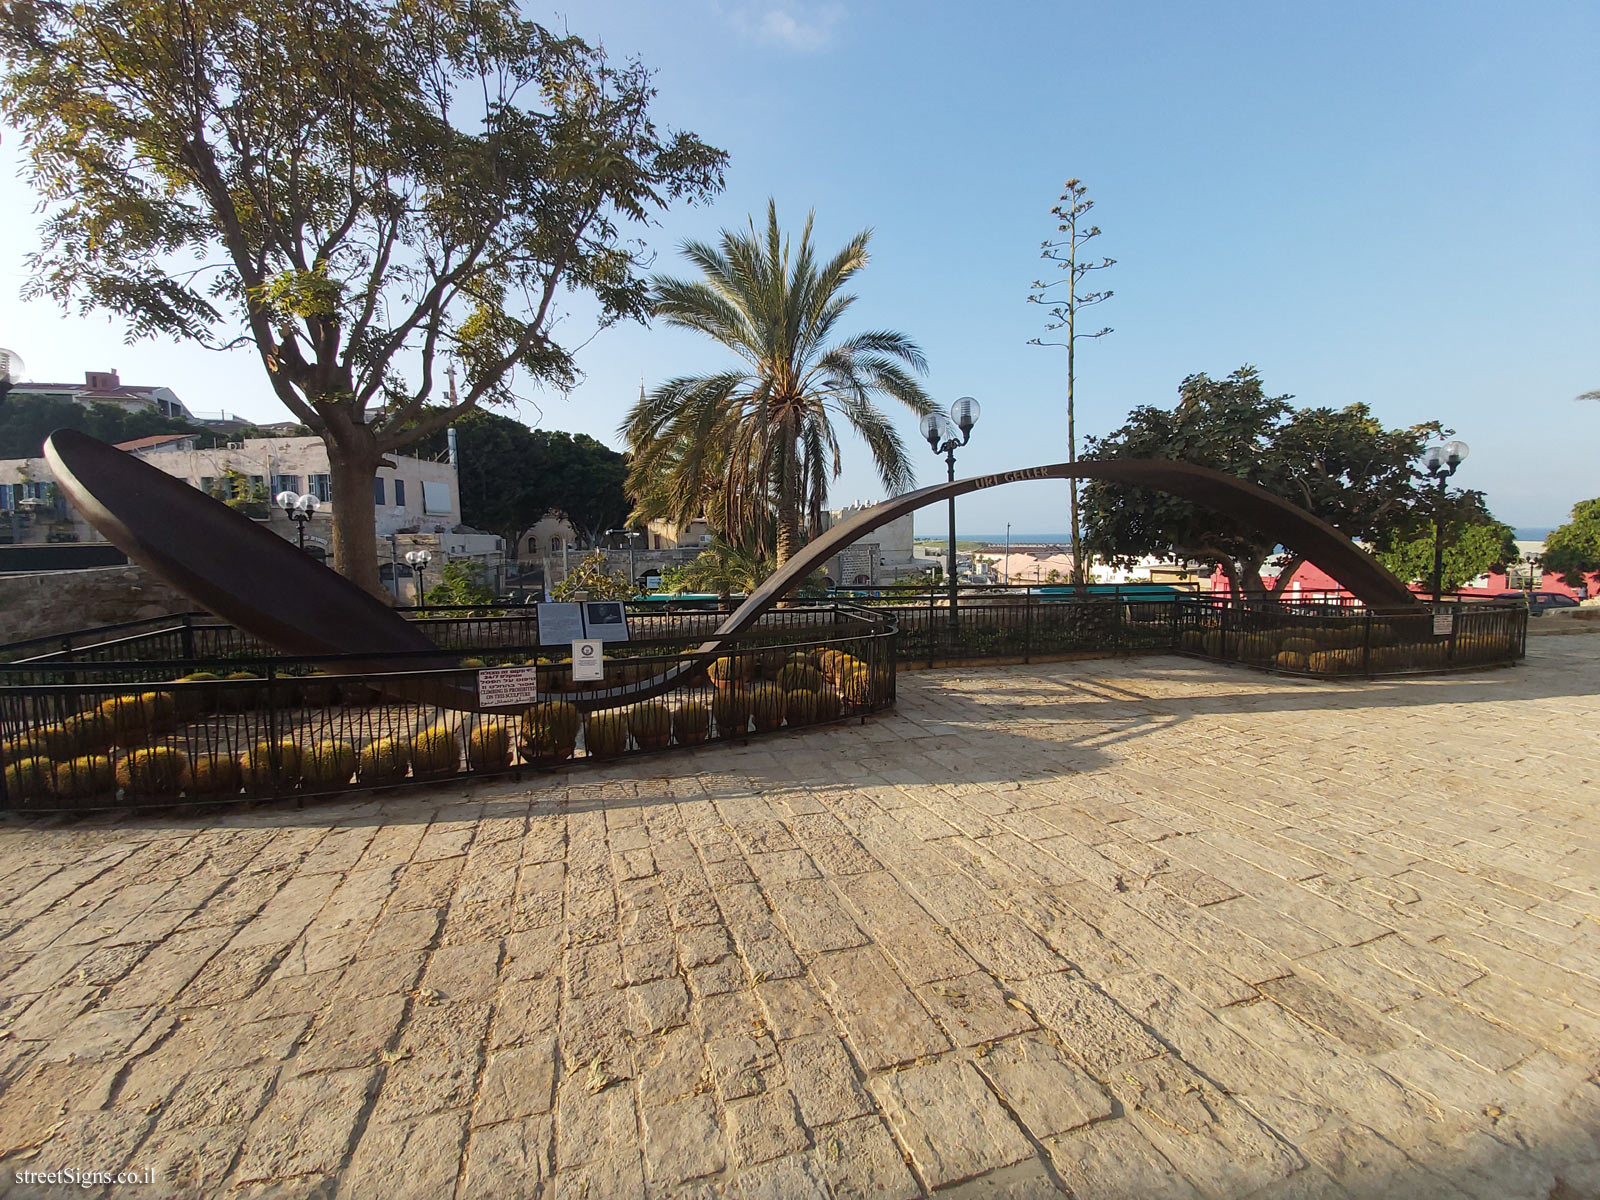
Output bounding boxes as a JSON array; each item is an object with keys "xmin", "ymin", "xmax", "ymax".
[
  {"xmin": 477, "ymin": 665, "xmax": 539, "ymax": 708},
  {"xmin": 583, "ymin": 601, "xmax": 631, "ymax": 642},
  {"xmin": 537, "ymin": 602, "xmax": 585, "ymax": 645},
  {"xmin": 571, "ymin": 638, "xmax": 605, "ymax": 681}
]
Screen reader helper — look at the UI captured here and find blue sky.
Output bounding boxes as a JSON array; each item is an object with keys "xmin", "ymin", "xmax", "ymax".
[{"xmin": 0, "ymin": 0, "xmax": 1594, "ymax": 535}]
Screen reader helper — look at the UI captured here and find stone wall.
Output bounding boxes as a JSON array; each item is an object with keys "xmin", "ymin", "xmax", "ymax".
[{"xmin": 0, "ymin": 565, "xmax": 201, "ymax": 644}]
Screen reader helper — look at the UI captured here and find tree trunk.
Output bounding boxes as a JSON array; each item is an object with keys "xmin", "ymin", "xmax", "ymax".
[
  {"xmin": 774, "ymin": 434, "xmax": 800, "ymax": 569},
  {"xmin": 325, "ymin": 439, "xmax": 386, "ymax": 599}
]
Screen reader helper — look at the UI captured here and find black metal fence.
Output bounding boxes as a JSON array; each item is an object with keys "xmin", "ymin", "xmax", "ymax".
[{"xmin": 0, "ymin": 605, "xmax": 896, "ymax": 813}]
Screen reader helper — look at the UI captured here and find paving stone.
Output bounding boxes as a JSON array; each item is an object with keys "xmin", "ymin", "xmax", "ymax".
[
  {"xmin": 867, "ymin": 1058, "xmax": 1034, "ymax": 1188},
  {"xmin": 1012, "ymin": 974, "xmax": 1164, "ymax": 1075},
  {"xmin": 808, "ymin": 946, "xmax": 948, "ymax": 1070},
  {"xmin": 458, "ymin": 1115, "xmax": 553, "ymax": 1199},
  {"xmin": 976, "ymin": 1032, "xmax": 1114, "ymax": 1138},
  {"xmin": 812, "ymin": 1114, "xmax": 922, "ymax": 1200},
  {"xmin": 232, "ymin": 1067, "xmax": 376, "ymax": 1183},
  {"xmin": 640, "ymin": 1094, "xmax": 725, "ymax": 1186},
  {"xmin": 473, "ymin": 1038, "xmax": 557, "ymax": 1125},
  {"xmin": 344, "ymin": 1110, "xmax": 469, "ymax": 1200},
  {"xmin": 779, "ymin": 1032, "xmax": 873, "ymax": 1126}
]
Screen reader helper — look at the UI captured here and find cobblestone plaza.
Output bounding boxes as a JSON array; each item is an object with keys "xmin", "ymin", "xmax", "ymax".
[{"xmin": 2, "ymin": 635, "xmax": 1597, "ymax": 1198}]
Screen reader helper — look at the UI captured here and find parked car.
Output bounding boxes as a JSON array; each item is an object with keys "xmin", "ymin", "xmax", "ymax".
[{"xmin": 1527, "ymin": 591, "xmax": 1580, "ymax": 617}]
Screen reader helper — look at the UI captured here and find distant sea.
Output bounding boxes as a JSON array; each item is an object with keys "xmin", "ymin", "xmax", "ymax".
[{"xmin": 927, "ymin": 527, "xmax": 1557, "ymax": 543}]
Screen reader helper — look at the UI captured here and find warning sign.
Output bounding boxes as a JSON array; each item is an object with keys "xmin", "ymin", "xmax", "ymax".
[
  {"xmin": 476, "ymin": 665, "xmax": 538, "ymax": 708},
  {"xmin": 1432, "ymin": 612, "xmax": 1455, "ymax": 637}
]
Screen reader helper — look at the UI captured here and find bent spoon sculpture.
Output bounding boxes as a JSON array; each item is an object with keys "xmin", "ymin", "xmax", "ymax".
[{"xmin": 46, "ymin": 430, "xmax": 1422, "ymax": 713}]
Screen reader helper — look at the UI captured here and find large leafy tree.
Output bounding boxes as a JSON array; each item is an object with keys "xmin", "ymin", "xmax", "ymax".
[
  {"xmin": 1372, "ymin": 493, "xmax": 1516, "ymax": 592},
  {"xmin": 623, "ymin": 202, "xmax": 935, "ymax": 567},
  {"xmin": 1543, "ymin": 498, "xmax": 1600, "ymax": 587},
  {"xmin": 1082, "ymin": 366, "xmax": 1443, "ymax": 595},
  {"xmin": 0, "ymin": 0, "xmax": 724, "ymax": 593},
  {"xmin": 423, "ymin": 410, "xmax": 629, "ymax": 549}
]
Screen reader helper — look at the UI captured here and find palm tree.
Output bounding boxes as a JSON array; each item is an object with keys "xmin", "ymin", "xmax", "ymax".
[{"xmin": 624, "ymin": 201, "xmax": 935, "ymax": 567}]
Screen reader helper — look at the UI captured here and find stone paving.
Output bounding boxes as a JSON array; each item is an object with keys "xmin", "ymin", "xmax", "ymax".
[{"xmin": 2, "ymin": 635, "xmax": 1599, "ymax": 1199}]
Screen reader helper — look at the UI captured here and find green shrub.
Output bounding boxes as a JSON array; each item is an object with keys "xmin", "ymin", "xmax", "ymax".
[
  {"xmin": 518, "ymin": 701, "xmax": 581, "ymax": 764},
  {"xmin": 466, "ymin": 722, "xmax": 512, "ymax": 770},
  {"xmin": 54, "ymin": 754, "xmax": 115, "ymax": 801},
  {"xmin": 673, "ymin": 701, "xmax": 711, "ymax": 745},
  {"xmin": 749, "ymin": 683, "xmax": 786, "ymax": 732},
  {"xmin": 302, "ymin": 740, "xmax": 357, "ymax": 787},
  {"xmin": 628, "ymin": 702, "xmax": 673, "ymax": 750},
  {"xmin": 411, "ymin": 726, "xmax": 460, "ymax": 776},
  {"xmin": 116, "ymin": 746, "xmax": 188, "ymax": 796},
  {"xmin": 584, "ymin": 709, "xmax": 629, "ymax": 758},
  {"xmin": 711, "ymin": 688, "xmax": 750, "ymax": 738},
  {"xmin": 358, "ymin": 738, "xmax": 408, "ymax": 785},
  {"xmin": 182, "ymin": 753, "xmax": 243, "ymax": 796},
  {"xmin": 4, "ymin": 756, "xmax": 55, "ymax": 802},
  {"xmin": 239, "ymin": 739, "xmax": 303, "ymax": 790}
]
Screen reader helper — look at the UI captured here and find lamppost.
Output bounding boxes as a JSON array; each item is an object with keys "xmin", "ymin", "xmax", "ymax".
[
  {"xmin": 920, "ymin": 397, "xmax": 981, "ymax": 641},
  {"xmin": 405, "ymin": 549, "xmax": 432, "ymax": 606},
  {"xmin": 607, "ymin": 528, "xmax": 641, "ymax": 588},
  {"xmin": 1004, "ymin": 522, "xmax": 1011, "ymax": 585},
  {"xmin": 274, "ymin": 490, "xmax": 320, "ymax": 551},
  {"xmin": 1421, "ymin": 440, "xmax": 1469, "ymax": 605}
]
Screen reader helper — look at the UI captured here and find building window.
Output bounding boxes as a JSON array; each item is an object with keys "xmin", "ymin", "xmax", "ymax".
[
  {"xmin": 308, "ymin": 474, "xmax": 332, "ymax": 503},
  {"xmin": 528, "ymin": 537, "xmax": 538, "ymax": 553},
  {"xmin": 248, "ymin": 475, "xmax": 266, "ymax": 496},
  {"xmin": 421, "ymin": 480, "xmax": 450, "ymax": 515},
  {"xmin": 373, "ymin": 477, "xmax": 386, "ymax": 506},
  {"xmin": 198, "ymin": 476, "xmax": 215, "ymax": 496},
  {"xmin": 0, "ymin": 484, "xmax": 11, "ymax": 510},
  {"xmin": 551, "ymin": 537, "xmax": 562, "ymax": 553},
  {"xmin": 393, "ymin": 479, "xmax": 406, "ymax": 507},
  {"xmin": 271, "ymin": 474, "xmax": 301, "ymax": 496}
]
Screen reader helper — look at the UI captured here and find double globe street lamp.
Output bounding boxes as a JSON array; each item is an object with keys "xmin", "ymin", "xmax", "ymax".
[
  {"xmin": 274, "ymin": 490, "xmax": 320, "ymax": 551},
  {"xmin": 920, "ymin": 397, "xmax": 981, "ymax": 642},
  {"xmin": 405, "ymin": 549, "xmax": 433, "ymax": 606},
  {"xmin": 1421, "ymin": 439, "xmax": 1469, "ymax": 605}
]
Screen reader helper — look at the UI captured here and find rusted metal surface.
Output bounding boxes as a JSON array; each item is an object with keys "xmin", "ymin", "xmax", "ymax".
[{"xmin": 46, "ymin": 431, "xmax": 1421, "ymax": 712}]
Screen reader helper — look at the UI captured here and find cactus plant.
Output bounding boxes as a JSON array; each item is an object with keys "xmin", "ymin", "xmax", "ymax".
[
  {"xmin": 753, "ymin": 647, "xmax": 787, "ymax": 679},
  {"xmin": 1278, "ymin": 637, "xmax": 1318, "ymax": 656},
  {"xmin": 1179, "ymin": 630, "xmax": 1206, "ymax": 653},
  {"xmin": 358, "ymin": 738, "xmax": 409, "ymax": 785},
  {"xmin": 814, "ymin": 686, "xmax": 844, "ymax": 720},
  {"xmin": 223, "ymin": 671, "xmax": 262, "ymax": 711},
  {"xmin": 673, "ymin": 701, "xmax": 711, "ymax": 745},
  {"xmin": 628, "ymin": 702, "xmax": 673, "ymax": 751},
  {"xmin": 819, "ymin": 651, "xmax": 862, "ymax": 683},
  {"xmin": 1, "ymin": 730, "xmax": 46, "ymax": 766},
  {"xmin": 785, "ymin": 688, "xmax": 820, "ymax": 726},
  {"xmin": 182, "ymin": 753, "xmax": 243, "ymax": 796},
  {"xmin": 98, "ymin": 691, "xmax": 177, "ymax": 741},
  {"xmin": 707, "ymin": 656, "xmax": 749, "ymax": 688},
  {"xmin": 518, "ymin": 701, "xmax": 581, "ymax": 765},
  {"xmin": 777, "ymin": 664, "xmax": 824, "ymax": 693},
  {"xmin": 54, "ymin": 754, "xmax": 115, "ymax": 801},
  {"xmin": 460, "ymin": 657, "xmax": 487, "ymax": 669},
  {"xmin": 239, "ymin": 739, "xmax": 303, "ymax": 791},
  {"xmin": 411, "ymin": 725, "xmax": 461, "ymax": 776},
  {"xmin": 1239, "ymin": 634, "xmax": 1275, "ymax": 662},
  {"xmin": 466, "ymin": 722, "xmax": 513, "ymax": 770},
  {"xmin": 583, "ymin": 709, "xmax": 629, "ymax": 758},
  {"xmin": 749, "ymin": 683, "xmax": 786, "ymax": 732},
  {"xmin": 1307, "ymin": 650, "xmax": 1358, "ymax": 675},
  {"xmin": 4, "ymin": 756, "xmax": 55, "ymax": 802},
  {"xmin": 302, "ymin": 740, "xmax": 357, "ymax": 787},
  {"xmin": 1275, "ymin": 650, "xmax": 1311, "ymax": 673},
  {"xmin": 171, "ymin": 672, "xmax": 222, "ymax": 716},
  {"xmin": 29, "ymin": 721, "xmax": 81, "ymax": 761},
  {"xmin": 711, "ymin": 688, "xmax": 750, "ymax": 738},
  {"xmin": 116, "ymin": 746, "xmax": 188, "ymax": 796},
  {"xmin": 840, "ymin": 668, "xmax": 872, "ymax": 704}
]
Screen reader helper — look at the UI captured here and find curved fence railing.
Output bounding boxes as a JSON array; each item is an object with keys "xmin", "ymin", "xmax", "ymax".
[{"xmin": 0, "ymin": 604, "xmax": 896, "ymax": 813}]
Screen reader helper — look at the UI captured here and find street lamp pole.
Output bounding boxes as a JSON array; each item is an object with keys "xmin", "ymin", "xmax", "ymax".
[
  {"xmin": 274, "ymin": 490, "xmax": 320, "ymax": 553},
  {"xmin": 1004, "ymin": 522, "xmax": 1011, "ymax": 585},
  {"xmin": 920, "ymin": 397, "xmax": 981, "ymax": 647},
  {"xmin": 1421, "ymin": 440, "xmax": 1469, "ymax": 605},
  {"xmin": 405, "ymin": 549, "xmax": 432, "ymax": 606}
]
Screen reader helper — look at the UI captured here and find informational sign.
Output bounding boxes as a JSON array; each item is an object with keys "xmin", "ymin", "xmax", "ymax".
[
  {"xmin": 477, "ymin": 665, "xmax": 538, "ymax": 708},
  {"xmin": 1432, "ymin": 612, "xmax": 1455, "ymax": 637},
  {"xmin": 571, "ymin": 639, "xmax": 605, "ymax": 681},
  {"xmin": 583, "ymin": 601, "xmax": 631, "ymax": 643},
  {"xmin": 537, "ymin": 601, "xmax": 632, "ymax": 645},
  {"xmin": 645, "ymin": 574, "xmax": 662, "ymax": 590},
  {"xmin": 537, "ymin": 602, "xmax": 586, "ymax": 645}
]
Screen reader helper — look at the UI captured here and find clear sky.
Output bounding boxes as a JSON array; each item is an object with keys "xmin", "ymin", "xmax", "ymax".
[{"xmin": 0, "ymin": 1, "xmax": 1594, "ymax": 535}]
